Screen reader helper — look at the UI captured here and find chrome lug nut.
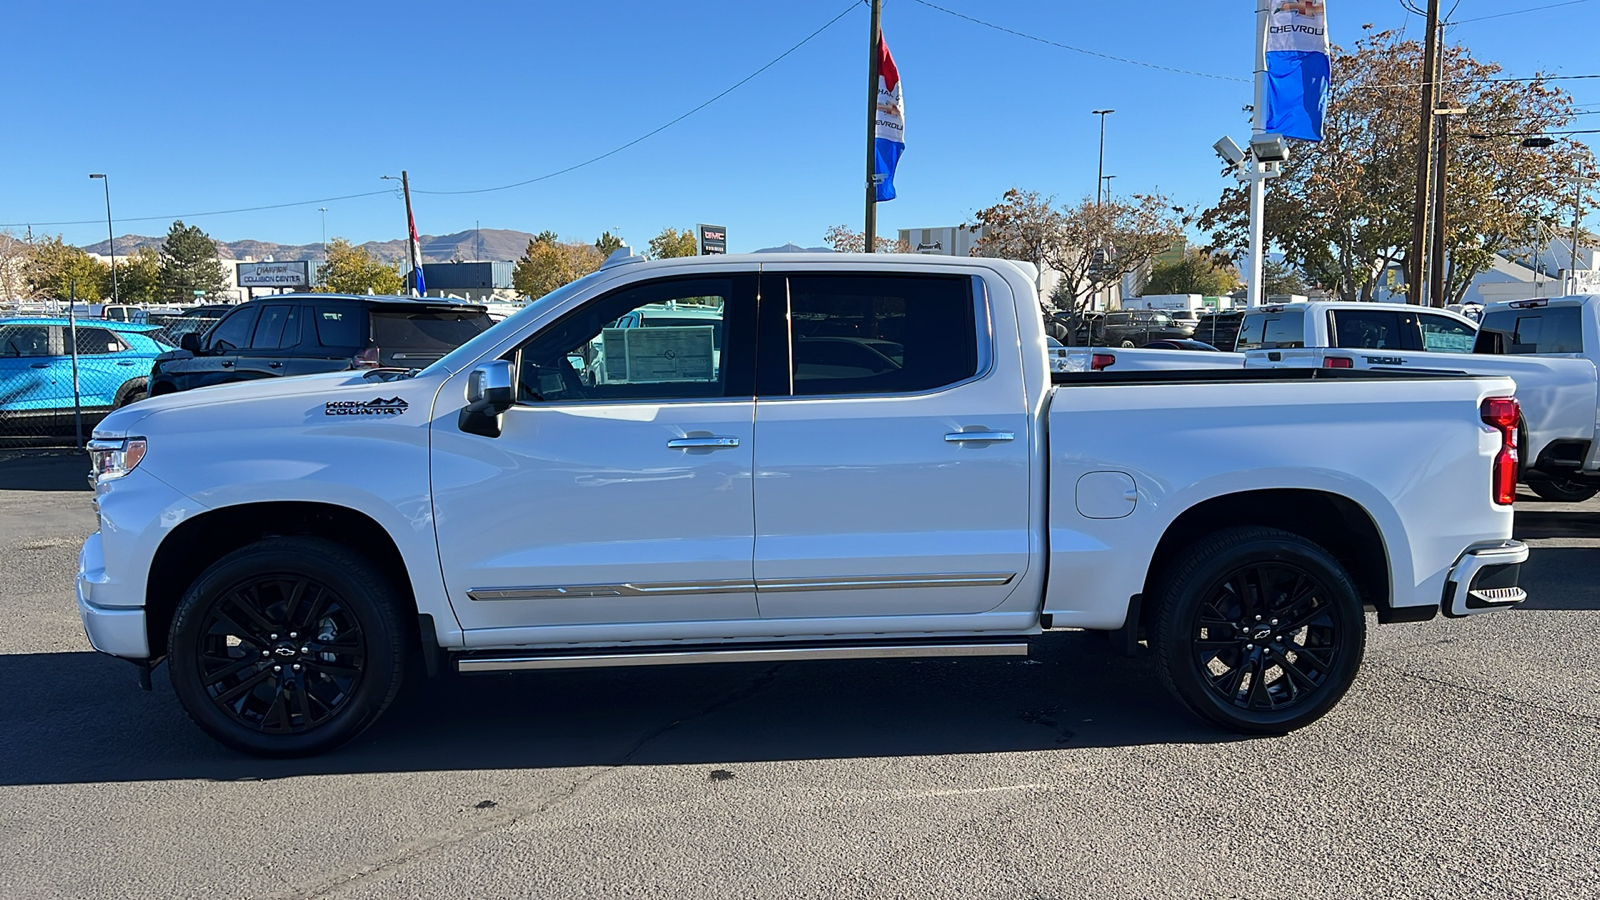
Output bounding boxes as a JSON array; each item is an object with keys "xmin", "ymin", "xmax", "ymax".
[
  {"xmin": 1246, "ymin": 643, "xmax": 1255, "ymax": 650},
  {"xmin": 300, "ymin": 646, "xmax": 309, "ymax": 654},
  {"xmin": 261, "ymin": 650, "xmax": 270, "ymax": 657},
  {"xmin": 270, "ymin": 634, "xmax": 278, "ymax": 640},
  {"xmin": 1254, "ymin": 615, "xmax": 1262, "ymax": 621},
  {"xmin": 292, "ymin": 664, "xmax": 301, "ymax": 671},
  {"xmin": 289, "ymin": 632, "xmax": 298, "ymax": 639},
  {"xmin": 272, "ymin": 665, "xmax": 282, "ymax": 673}
]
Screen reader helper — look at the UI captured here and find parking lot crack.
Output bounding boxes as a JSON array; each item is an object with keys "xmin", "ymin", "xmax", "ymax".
[{"xmin": 1368, "ymin": 659, "xmax": 1600, "ymax": 729}]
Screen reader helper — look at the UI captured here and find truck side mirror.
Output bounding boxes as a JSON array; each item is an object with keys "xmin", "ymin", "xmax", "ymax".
[
  {"xmin": 179, "ymin": 332, "xmax": 202, "ymax": 353},
  {"xmin": 460, "ymin": 359, "xmax": 514, "ymax": 437}
]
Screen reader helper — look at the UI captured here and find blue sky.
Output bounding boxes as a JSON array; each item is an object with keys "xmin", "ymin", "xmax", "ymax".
[{"xmin": 5, "ymin": 0, "xmax": 1599, "ymax": 254}]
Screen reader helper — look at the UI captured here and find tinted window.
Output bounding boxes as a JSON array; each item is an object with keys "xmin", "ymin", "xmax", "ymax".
[
  {"xmin": 74, "ymin": 328, "xmax": 126, "ymax": 355},
  {"xmin": 1329, "ymin": 309, "xmax": 1405, "ymax": 350},
  {"xmin": 516, "ymin": 277, "xmax": 737, "ymax": 403},
  {"xmin": 207, "ymin": 308, "xmax": 258, "ymax": 351},
  {"xmin": 314, "ymin": 308, "xmax": 361, "ymax": 348},
  {"xmin": 249, "ymin": 305, "xmax": 300, "ymax": 350},
  {"xmin": 372, "ymin": 311, "xmax": 492, "ymax": 351},
  {"xmin": 1418, "ymin": 314, "xmax": 1476, "ymax": 353},
  {"xmin": 1475, "ymin": 307, "xmax": 1584, "ymax": 354},
  {"xmin": 0, "ymin": 325, "xmax": 54, "ymax": 357},
  {"xmin": 1236, "ymin": 310, "xmax": 1305, "ymax": 350},
  {"xmin": 784, "ymin": 274, "xmax": 977, "ymax": 396}
]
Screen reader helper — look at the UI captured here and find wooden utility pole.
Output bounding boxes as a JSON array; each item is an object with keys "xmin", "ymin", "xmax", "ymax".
[
  {"xmin": 863, "ymin": 0, "xmax": 882, "ymax": 253},
  {"xmin": 1407, "ymin": 0, "xmax": 1442, "ymax": 304},
  {"xmin": 1429, "ymin": 21, "xmax": 1450, "ymax": 308}
]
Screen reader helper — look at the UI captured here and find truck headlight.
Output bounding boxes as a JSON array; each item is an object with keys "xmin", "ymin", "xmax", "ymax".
[{"xmin": 87, "ymin": 437, "xmax": 147, "ymax": 484}]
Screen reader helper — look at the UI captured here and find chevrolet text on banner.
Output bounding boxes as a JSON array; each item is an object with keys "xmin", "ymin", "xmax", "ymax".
[
  {"xmin": 1266, "ymin": 0, "xmax": 1329, "ymax": 142},
  {"xmin": 872, "ymin": 33, "xmax": 905, "ymax": 202}
]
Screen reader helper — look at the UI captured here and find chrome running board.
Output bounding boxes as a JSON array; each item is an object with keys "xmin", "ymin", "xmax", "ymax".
[{"xmin": 456, "ymin": 640, "xmax": 1028, "ymax": 673}]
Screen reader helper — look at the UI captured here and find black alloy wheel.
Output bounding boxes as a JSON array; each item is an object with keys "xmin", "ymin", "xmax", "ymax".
[
  {"xmin": 169, "ymin": 537, "xmax": 406, "ymax": 757},
  {"xmin": 195, "ymin": 575, "xmax": 365, "ymax": 735},
  {"xmin": 1154, "ymin": 526, "xmax": 1364, "ymax": 734}
]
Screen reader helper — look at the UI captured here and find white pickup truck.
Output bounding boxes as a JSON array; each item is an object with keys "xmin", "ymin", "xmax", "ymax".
[
  {"xmin": 1244, "ymin": 297, "xmax": 1600, "ymax": 502},
  {"xmin": 78, "ymin": 252, "xmax": 1529, "ymax": 756}
]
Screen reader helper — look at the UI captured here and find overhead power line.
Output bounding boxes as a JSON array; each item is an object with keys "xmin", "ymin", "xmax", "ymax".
[
  {"xmin": 2, "ymin": 0, "xmax": 862, "ymax": 228},
  {"xmin": 415, "ymin": 0, "xmax": 861, "ymax": 195},
  {"xmin": 1454, "ymin": 0, "xmax": 1597, "ymax": 25},
  {"xmin": 906, "ymin": 0, "xmax": 1247, "ymax": 84}
]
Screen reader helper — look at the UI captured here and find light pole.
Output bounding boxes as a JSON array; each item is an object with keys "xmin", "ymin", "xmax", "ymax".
[
  {"xmin": 88, "ymin": 174, "xmax": 118, "ymax": 304},
  {"xmin": 1092, "ymin": 109, "xmax": 1114, "ymax": 204},
  {"xmin": 1101, "ymin": 175, "xmax": 1116, "ymax": 202},
  {"xmin": 318, "ymin": 207, "xmax": 328, "ymax": 284}
]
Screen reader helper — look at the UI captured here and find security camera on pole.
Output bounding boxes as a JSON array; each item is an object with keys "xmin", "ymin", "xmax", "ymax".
[{"xmin": 1215, "ymin": 0, "xmax": 1330, "ymax": 308}]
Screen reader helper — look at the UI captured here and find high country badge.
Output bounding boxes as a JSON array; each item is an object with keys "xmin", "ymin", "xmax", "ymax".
[{"xmin": 325, "ymin": 397, "xmax": 409, "ymax": 417}]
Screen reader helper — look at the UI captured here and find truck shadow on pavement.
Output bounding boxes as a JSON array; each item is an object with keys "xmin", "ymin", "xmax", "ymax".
[
  {"xmin": 0, "ymin": 450, "xmax": 89, "ymax": 491},
  {"xmin": 1513, "ymin": 507, "xmax": 1600, "ymax": 540},
  {"xmin": 0, "ymin": 632, "xmax": 1236, "ymax": 786}
]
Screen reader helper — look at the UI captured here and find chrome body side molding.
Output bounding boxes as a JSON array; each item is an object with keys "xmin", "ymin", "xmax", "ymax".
[
  {"xmin": 457, "ymin": 641, "xmax": 1029, "ymax": 673},
  {"xmin": 467, "ymin": 572, "xmax": 1017, "ymax": 602}
]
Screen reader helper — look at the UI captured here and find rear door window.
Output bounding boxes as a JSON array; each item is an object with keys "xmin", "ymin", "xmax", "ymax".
[
  {"xmin": 248, "ymin": 305, "xmax": 301, "ymax": 351},
  {"xmin": 314, "ymin": 308, "xmax": 362, "ymax": 349},
  {"xmin": 778, "ymin": 274, "xmax": 978, "ymax": 396},
  {"xmin": 0, "ymin": 324, "xmax": 55, "ymax": 357},
  {"xmin": 74, "ymin": 327, "xmax": 126, "ymax": 355},
  {"xmin": 371, "ymin": 310, "xmax": 493, "ymax": 365},
  {"xmin": 1475, "ymin": 307, "xmax": 1584, "ymax": 354},
  {"xmin": 1417, "ymin": 313, "xmax": 1476, "ymax": 353},
  {"xmin": 1328, "ymin": 309, "xmax": 1406, "ymax": 350},
  {"xmin": 1235, "ymin": 310, "xmax": 1305, "ymax": 350}
]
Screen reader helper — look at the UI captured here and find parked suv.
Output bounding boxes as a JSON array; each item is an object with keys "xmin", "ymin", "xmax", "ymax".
[
  {"xmin": 150, "ymin": 294, "xmax": 494, "ymax": 395},
  {"xmin": 1059, "ymin": 309, "xmax": 1194, "ymax": 347},
  {"xmin": 0, "ymin": 318, "xmax": 170, "ymax": 433}
]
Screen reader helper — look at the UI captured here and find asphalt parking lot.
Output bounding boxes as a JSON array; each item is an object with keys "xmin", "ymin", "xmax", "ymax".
[{"xmin": 0, "ymin": 449, "xmax": 1596, "ymax": 899}]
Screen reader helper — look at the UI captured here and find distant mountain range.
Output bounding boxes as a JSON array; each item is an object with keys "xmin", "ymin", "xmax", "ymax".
[
  {"xmin": 81, "ymin": 229, "xmax": 838, "ymax": 264},
  {"xmin": 81, "ymin": 228, "xmax": 541, "ymax": 265}
]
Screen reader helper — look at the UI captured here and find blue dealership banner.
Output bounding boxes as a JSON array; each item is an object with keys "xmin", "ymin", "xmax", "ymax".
[{"xmin": 1266, "ymin": 0, "xmax": 1330, "ymax": 141}]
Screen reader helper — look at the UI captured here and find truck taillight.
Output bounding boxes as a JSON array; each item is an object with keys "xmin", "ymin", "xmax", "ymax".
[
  {"xmin": 1090, "ymin": 353, "xmax": 1116, "ymax": 371},
  {"xmin": 1322, "ymin": 356, "xmax": 1353, "ymax": 369},
  {"xmin": 1481, "ymin": 397, "xmax": 1520, "ymax": 505},
  {"xmin": 353, "ymin": 346, "xmax": 380, "ymax": 368}
]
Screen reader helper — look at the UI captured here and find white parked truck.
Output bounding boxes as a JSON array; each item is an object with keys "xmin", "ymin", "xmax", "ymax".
[
  {"xmin": 79, "ymin": 253, "xmax": 1529, "ymax": 756},
  {"xmin": 1245, "ymin": 296, "xmax": 1600, "ymax": 502}
]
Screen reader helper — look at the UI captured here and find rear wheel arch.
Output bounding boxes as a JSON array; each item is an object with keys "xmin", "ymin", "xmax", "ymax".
[
  {"xmin": 113, "ymin": 376, "xmax": 148, "ymax": 407},
  {"xmin": 1141, "ymin": 489, "xmax": 1393, "ymax": 629},
  {"xmin": 145, "ymin": 501, "xmax": 418, "ymax": 659}
]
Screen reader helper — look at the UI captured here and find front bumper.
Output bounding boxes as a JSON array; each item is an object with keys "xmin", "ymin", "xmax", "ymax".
[
  {"xmin": 77, "ymin": 532, "xmax": 149, "ymax": 658},
  {"xmin": 1443, "ymin": 540, "xmax": 1529, "ymax": 618}
]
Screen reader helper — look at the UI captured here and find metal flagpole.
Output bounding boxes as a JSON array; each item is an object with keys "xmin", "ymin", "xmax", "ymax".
[
  {"xmin": 1408, "ymin": 0, "xmax": 1442, "ymax": 304},
  {"xmin": 864, "ymin": 0, "xmax": 882, "ymax": 253},
  {"xmin": 401, "ymin": 170, "xmax": 418, "ymax": 293},
  {"xmin": 68, "ymin": 279, "xmax": 83, "ymax": 450},
  {"xmin": 1246, "ymin": 0, "xmax": 1269, "ymax": 308}
]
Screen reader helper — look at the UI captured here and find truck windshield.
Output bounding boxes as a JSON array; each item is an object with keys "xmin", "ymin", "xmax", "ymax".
[
  {"xmin": 1475, "ymin": 306, "xmax": 1584, "ymax": 354},
  {"xmin": 1235, "ymin": 310, "xmax": 1305, "ymax": 350}
]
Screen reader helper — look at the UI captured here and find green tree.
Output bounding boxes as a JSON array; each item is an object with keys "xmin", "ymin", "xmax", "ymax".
[
  {"xmin": 822, "ymin": 225, "xmax": 911, "ymax": 253},
  {"xmin": 1262, "ymin": 258, "xmax": 1310, "ymax": 296},
  {"xmin": 113, "ymin": 247, "xmax": 164, "ymax": 305},
  {"xmin": 1199, "ymin": 27, "xmax": 1595, "ymax": 304},
  {"xmin": 647, "ymin": 227, "xmax": 698, "ymax": 259},
  {"xmin": 534, "ymin": 230, "xmax": 559, "ymax": 245},
  {"xmin": 157, "ymin": 220, "xmax": 228, "ymax": 301},
  {"xmin": 1144, "ymin": 249, "xmax": 1240, "ymax": 296},
  {"xmin": 316, "ymin": 238, "xmax": 404, "ymax": 294},
  {"xmin": 594, "ymin": 231, "xmax": 625, "ymax": 258},
  {"xmin": 973, "ymin": 188, "xmax": 1187, "ymax": 312},
  {"xmin": 22, "ymin": 236, "xmax": 110, "ymax": 301},
  {"xmin": 513, "ymin": 238, "xmax": 603, "ymax": 299}
]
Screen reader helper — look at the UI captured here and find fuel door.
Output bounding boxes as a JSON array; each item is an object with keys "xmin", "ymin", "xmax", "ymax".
[{"xmin": 1075, "ymin": 471, "xmax": 1137, "ymax": 519}]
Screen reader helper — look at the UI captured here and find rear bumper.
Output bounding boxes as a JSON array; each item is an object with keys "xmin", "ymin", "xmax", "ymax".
[{"xmin": 1443, "ymin": 540, "xmax": 1529, "ymax": 618}]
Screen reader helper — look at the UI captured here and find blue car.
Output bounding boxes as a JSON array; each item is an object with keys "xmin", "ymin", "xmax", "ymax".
[{"xmin": 0, "ymin": 317, "xmax": 171, "ymax": 433}]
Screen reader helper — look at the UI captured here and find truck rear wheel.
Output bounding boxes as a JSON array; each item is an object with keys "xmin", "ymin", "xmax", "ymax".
[
  {"xmin": 167, "ymin": 537, "xmax": 407, "ymax": 757},
  {"xmin": 1152, "ymin": 527, "xmax": 1365, "ymax": 735},
  {"xmin": 1526, "ymin": 476, "xmax": 1599, "ymax": 503}
]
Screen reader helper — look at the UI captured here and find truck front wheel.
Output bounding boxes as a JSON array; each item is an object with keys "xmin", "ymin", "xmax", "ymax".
[
  {"xmin": 1152, "ymin": 527, "xmax": 1365, "ymax": 735},
  {"xmin": 167, "ymin": 537, "xmax": 408, "ymax": 757}
]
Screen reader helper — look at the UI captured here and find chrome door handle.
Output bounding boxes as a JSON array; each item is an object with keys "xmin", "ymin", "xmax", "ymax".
[
  {"xmin": 945, "ymin": 431, "xmax": 1015, "ymax": 443},
  {"xmin": 268, "ymin": 361, "xmax": 284, "ymax": 368},
  {"xmin": 667, "ymin": 436, "xmax": 741, "ymax": 449}
]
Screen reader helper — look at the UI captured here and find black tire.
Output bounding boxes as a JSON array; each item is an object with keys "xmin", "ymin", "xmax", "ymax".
[
  {"xmin": 167, "ymin": 537, "xmax": 408, "ymax": 757},
  {"xmin": 1120, "ymin": 339, "xmax": 1137, "ymax": 348},
  {"xmin": 1526, "ymin": 476, "xmax": 1599, "ymax": 503},
  {"xmin": 1152, "ymin": 526, "xmax": 1365, "ymax": 735},
  {"xmin": 115, "ymin": 378, "xmax": 148, "ymax": 408}
]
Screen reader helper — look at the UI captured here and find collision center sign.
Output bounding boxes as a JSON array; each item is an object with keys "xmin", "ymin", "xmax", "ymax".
[{"xmin": 237, "ymin": 261, "xmax": 310, "ymax": 288}]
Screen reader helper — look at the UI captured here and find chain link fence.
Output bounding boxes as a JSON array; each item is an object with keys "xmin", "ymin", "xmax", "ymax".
[{"xmin": 0, "ymin": 312, "xmax": 218, "ymax": 447}]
